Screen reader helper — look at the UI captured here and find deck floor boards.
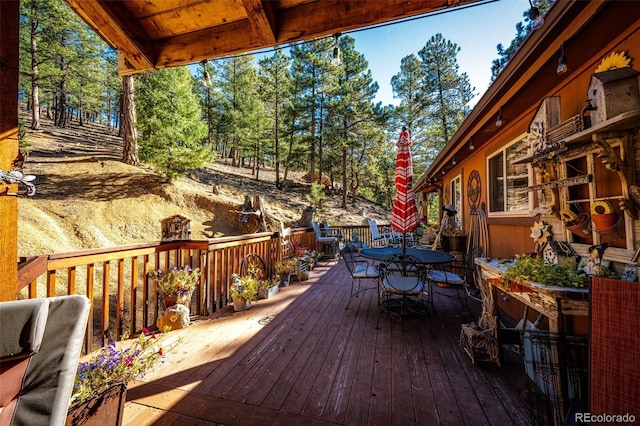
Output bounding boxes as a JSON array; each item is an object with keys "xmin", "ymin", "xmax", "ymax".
[{"xmin": 124, "ymin": 260, "xmax": 532, "ymax": 425}]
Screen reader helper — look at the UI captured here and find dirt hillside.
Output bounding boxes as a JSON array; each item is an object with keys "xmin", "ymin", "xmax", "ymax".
[{"xmin": 18, "ymin": 112, "xmax": 390, "ymax": 257}]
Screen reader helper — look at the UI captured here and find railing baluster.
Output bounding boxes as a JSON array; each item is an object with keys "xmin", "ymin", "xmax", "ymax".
[
  {"xmin": 130, "ymin": 256, "xmax": 138, "ymax": 335},
  {"xmin": 46, "ymin": 270, "xmax": 56, "ymax": 297},
  {"xmin": 117, "ymin": 258, "xmax": 124, "ymax": 340},
  {"xmin": 142, "ymin": 254, "xmax": 150, "ymax": 329},
  {"xmin": 102, "ymin": 260, "xmax": 110, "ymax": 345},
  {"xmin": 85, "ymin": 263, "xmax": 95, "ymax": 354},
  {"xmin": 68, "ymin": 266, "xmax": 76, "ymax": 295}
]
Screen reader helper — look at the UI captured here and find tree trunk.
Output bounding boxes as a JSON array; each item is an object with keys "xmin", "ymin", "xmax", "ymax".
[
  {"xmin": 341, "ymin": 148, "xmax": 348, "ymax": 208},
  {"xmin": 56, "ymin": 52, "xmax": 68, "ymax": 127},
  {"xmin": 121, "ymin": 75, "xmax": 140, "ymax": 165},
  {"xmin": 29, "ymin": 2, "xmax": 41, "ymax": 131}
]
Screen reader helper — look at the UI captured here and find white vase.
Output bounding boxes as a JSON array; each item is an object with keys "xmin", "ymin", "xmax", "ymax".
[{"xmin": 232, "ymin": 296, "xmax": 252, "ymax": 311}]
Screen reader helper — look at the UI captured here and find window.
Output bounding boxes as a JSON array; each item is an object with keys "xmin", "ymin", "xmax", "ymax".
[
  {"xmin": 488, "ymin": 135, "xmax": 530, "ymax": 215},
  {"xmin": 450, "ymin": 174, "xmax": 462, "ymax": 225}
]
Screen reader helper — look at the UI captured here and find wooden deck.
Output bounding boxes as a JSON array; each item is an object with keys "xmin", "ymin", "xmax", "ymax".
[{"xmin": 123, "ymin": 259, "xmax": 532, "ymax": 426}]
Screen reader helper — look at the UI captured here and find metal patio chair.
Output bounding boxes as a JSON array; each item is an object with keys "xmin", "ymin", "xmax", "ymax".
[
  {"xmin": 342, "ymin": 247, "xmax": 381, "ymax": 310},
  {"xmin": 378, "ymin": 254, "xmax": 432, "ymax": 322}
]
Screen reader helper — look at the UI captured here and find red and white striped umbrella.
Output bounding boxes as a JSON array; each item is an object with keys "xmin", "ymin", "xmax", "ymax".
[{"xmin": 390, "ymin": 127, "xmax": 420, "ymax": 237}]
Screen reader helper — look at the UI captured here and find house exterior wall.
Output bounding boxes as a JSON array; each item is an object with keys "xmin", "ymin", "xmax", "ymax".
[{"xmin": 446, "ymin": 20, "xmax": 640, "ymax": 261}]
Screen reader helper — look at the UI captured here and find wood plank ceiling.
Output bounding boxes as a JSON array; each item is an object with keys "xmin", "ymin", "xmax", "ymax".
[{"xmin": 64, "ymin": 0, "xmax": 479, "ymax": 75}]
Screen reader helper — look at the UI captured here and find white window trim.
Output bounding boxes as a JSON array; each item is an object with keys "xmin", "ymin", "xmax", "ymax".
[
  {"xmin": 486, "ymin": 133, "xmax": 532, "ymax": 217},
  {"xmin": 451, "ymin": 174, "xmax": 463, "ymax": 228}
]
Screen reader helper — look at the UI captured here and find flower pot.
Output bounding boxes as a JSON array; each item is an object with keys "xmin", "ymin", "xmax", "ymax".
[
  {"xmin": 279, "ymin": 275, "xmax": 290, "ymax": 287},
  {"xmin": 565, "ymin": 213, "xmax": 591, "ymax": 237},
  {"xmin": 444, "ymin": 235, "xmax": 467, "ymax": 252},
  {"xmin": 591, "ymin": 212, "xmax": 618, "ymax": 231},
  {"xmin": 232, "ymin": 296, "xmax": 252, "ymax": 311},
  {"xmin": 66, "ymin": 384, "xmax": 127, "ymax": 426},
  {"xmin": 591, "ymin": 212, "xmax": 624, "ymax": 240},
  {"xmin": 258, "ymin": 285, "xmax": 278, "ymax": 299},
  {"xmin": 163, "ymin": 290, "xmax": 192, "ymax": 308}
]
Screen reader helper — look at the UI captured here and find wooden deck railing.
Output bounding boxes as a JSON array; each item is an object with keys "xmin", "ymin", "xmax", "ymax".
[{"xmin": 16, "ymin": 223, "xmax": 382, "ymax": 352}]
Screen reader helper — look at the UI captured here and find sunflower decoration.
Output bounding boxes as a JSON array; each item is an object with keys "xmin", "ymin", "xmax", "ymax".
[
  {"xmin": 595, "ymin": 51, "xmax": 632, "ymax": 73},
  {"xmin": 530, "ymin": 219, "xmax": 552, "ymax": 251},
  {"xmin": 559, "ymin": 208, "xmax": 578, "ymax": 225},
  {"xmin": 590, "ymin": 200, "xmax": 614, "ymax": 215}
]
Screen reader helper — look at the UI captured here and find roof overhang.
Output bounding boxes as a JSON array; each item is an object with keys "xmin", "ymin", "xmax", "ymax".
[
  {"xmin": 415, "ymin": 0, "xmax": 640, "ymax": 193},
  {"xmin": 64, "ymin": 0, "xmax": 482, "ymax": 76}
]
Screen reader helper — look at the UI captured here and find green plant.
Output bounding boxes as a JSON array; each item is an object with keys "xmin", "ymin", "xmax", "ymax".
[
  {"xmin": 259, "ymin": 276, "xmax": 280, "ymax": 290},
  {"xmin": 500, "ymin": 254, "xmax": 589, "ymax": 288},
  {"xmin": 150, "ymin": 265, "xmax": 200, "ymax": 295},
  {"xmin": 442, "ymin": 224, "xmax": 465, "ymax": 237},
  {"xmin": 71, "ymin": 328, "xmax": 172, "ymax": 404},
  {"xmin": 274, "ymin": 260, "xmax": 295, "ymax": 275},
  {"xmin": 230, "ymin": 274, "xmax": 259, "ymax": 300},
  {"xmin": 306, "ymin": 182, "xmax": 325, "ymax": 211}
]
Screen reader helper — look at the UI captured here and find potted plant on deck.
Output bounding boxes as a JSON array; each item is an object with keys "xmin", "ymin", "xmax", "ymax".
[
  {"xmin": 275, "ymin": 260, "xmax": 295, "ymax": 286},
  {"xmin": 441, "ymin": 224, "xmax": 467, "ymax": 252},
  {"xmin": 230, "ymin": 274, "xmax": 258, "ymax": 311},
  {"xmin": 150, "ymin": 265, "xmax": 200, "ymax": 309},
  {"xmin": 67, "ymin": 328, "xmax": 171, "ymax": 425},
  {"xmin": 258, "ymin": 276, "xmax": 280, "ymax": 299}
]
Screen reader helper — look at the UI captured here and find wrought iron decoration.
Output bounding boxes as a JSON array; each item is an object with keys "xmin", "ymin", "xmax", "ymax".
[{"xmin": 0, "ymin": 169, "xmax": 36, "ymax": 196}]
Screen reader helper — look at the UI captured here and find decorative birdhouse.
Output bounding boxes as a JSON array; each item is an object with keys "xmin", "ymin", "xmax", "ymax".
[
  {"xmin": 542, "ymin": 241, "xmax": 578, "ymax": 270},
  {"xmin": 161, "ymin": 215, "xmax": 191, "ymax": 241},
  {"xmin": 588, "ymin": 67, "xmax": 640, "ymax": 127}
]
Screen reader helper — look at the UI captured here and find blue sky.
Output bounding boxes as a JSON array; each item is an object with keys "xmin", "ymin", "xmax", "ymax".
[{"xmin": 347, "ymin": 0, "xmax": 528, "ymax": 106}]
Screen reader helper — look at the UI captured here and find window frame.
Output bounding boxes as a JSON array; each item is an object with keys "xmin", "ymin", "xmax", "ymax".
[
  {"xmin": 450, "ymin": 174, "xmax": 463, "ymax": 227},
  {"xmin": 486, "ymin": 133, "xmax": 532, "ymax": 217}
]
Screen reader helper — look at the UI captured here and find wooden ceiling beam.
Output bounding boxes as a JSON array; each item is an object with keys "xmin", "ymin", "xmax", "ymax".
[
  {"xmin": 65, "ymin": 0, "xmax": 155, "ymax": 74},
  {"xmin": 153, "ymin": 0, "xmax": 472, "ymax": 70},
  {"xmin": 241, "ymin": 0, "xmax": 277, "ymax": 46},
  {"xmin": 273, "ymin": 0, "xmax": 457, "ymax": 42},
  {"xmin": 154, "ymin": 19, "xmax": 266, "ymax": 69}
]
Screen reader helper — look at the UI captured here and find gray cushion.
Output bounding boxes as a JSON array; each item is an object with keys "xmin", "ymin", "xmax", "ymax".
[
  {"xmin": 427, "ymin": 269, "xmax": 465, "ymax": 286},
  {"xmin": 0, "ymin": 298, "xmax": 48, "ymax": 360},
  {"xmin": 382, "ymin": 276, "xmax": 424, "ymax": 292},
  {"xmin": 2, "ymin": 295, "xmax": 90, "ymax": 426},
  {"xmin": 353, "ymin": 265, "xmax": 380, "ymax": 278}
]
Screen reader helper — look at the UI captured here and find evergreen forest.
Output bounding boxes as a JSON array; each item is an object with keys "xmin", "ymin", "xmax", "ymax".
[{"xmin": 18, "ymin": 0, "xmax": 543, "ymax": 211}]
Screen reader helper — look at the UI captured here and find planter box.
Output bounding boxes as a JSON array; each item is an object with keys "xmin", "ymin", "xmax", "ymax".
[
  {"xmin": 258, "ymin": 285, "xmax": 279, "ymax": 299},
  {"xmin": 66, "ymin": 384, "xmax": 126, "ymax": 426},
  {"xmin": 232, "ymin": 296, "xmax": 252, "ymax": 311}
]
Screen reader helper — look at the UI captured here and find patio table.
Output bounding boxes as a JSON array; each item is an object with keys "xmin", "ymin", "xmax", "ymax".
[
  {"xmin": 360, "ymin": 247, "xmax": 455, "ymax": 317},
  {"xmin": 359, "ymin": 247, "xmax": 456, "ymax": 265}
]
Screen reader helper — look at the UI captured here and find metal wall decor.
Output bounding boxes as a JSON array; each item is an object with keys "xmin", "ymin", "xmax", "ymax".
[
  {"xmin": 467, "ymin": 170, "xmax": 481, "ymax": 210},
  {"xmin": 0, "ymin": 169, "xmax": 36, "ymax": 196}
]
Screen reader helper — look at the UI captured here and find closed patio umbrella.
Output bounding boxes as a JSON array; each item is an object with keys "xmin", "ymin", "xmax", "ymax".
[{"xmin": 390, "ymin": 126, "xmax": 420, "ymax": 251}]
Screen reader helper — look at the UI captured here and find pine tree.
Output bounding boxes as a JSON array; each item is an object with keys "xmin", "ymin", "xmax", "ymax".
[
  {"xmin": 391, "ymin": 54, "xmax": 428, "ymax": 143},
  {"xmin": 121, "ymin": 75, "xmax": 139, "ymax": 165},
  {"xmin": 258, "ymin": 48, "xmax": 292, "ymax": 188},
  {"xmin": 215, "ymin": 55, "xmax": 262, "ymax": 168},
  {"xmin": 416, "ymin": 34, "xmax": 474, "ymax": 174},
  {"xmin": 289, "ymin": 38, "xmax": 334, "ymax": 184},
  {"xmin": 490, "ymin": 0, "xmax": 554, "ymax": 80},
  {"xmin": 136, "ymin": 67, "xmax": 209, "ymax": 180},
  {"xmin": 329, "ymin": 35, "xmax": 380, "ymax": 208}
]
